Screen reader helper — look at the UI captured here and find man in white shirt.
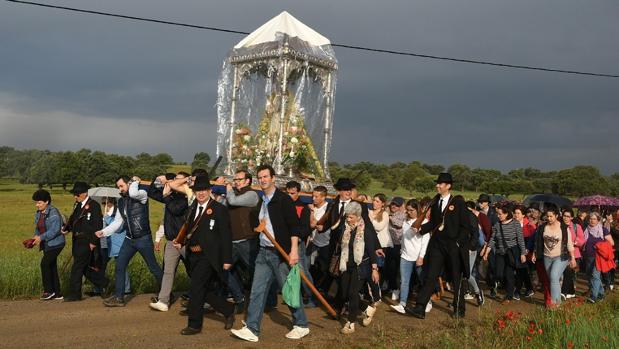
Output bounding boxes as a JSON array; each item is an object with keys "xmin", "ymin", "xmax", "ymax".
[{"xmin": 307, "ymin": 185, "xmax": 331, "ymax": 292}]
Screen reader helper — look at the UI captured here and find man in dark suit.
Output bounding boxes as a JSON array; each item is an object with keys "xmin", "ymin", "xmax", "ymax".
[
  {"xmin": 63, "ymin": 181, "xmax": 109, "ymax": 301},
  {"xmin": 405, "ymin": 173, "xmax": 476, "ymax": 319},
  {"xmin": 175, "ymin": 175, "xmax": 235, "ymax": 335}
]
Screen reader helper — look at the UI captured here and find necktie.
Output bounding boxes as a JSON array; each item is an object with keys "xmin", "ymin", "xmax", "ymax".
[
  {"xmin": 195, "ymin": 205, "xmax": 203, "ymax": 222},
  {"xmin": 438, "ymin": 199, "xmax": 443, "ymax": 212},
  {"xmin": 339, "ymin": 202, "xmax": 346, "ymax": 217}
]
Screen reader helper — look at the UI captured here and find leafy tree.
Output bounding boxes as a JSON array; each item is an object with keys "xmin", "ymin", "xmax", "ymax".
[
  {"xmin": 191, "ymin": 152, "xmax": 211, "ymax": 172},
  {"xmin": 447, "ymin": 164, "xmax": 472, "ymax": 191}
]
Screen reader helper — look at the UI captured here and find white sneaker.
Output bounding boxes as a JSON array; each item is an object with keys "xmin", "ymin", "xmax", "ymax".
[
  {"xmin": 425, "ymin": 300, "xmax": 433, "ymax": 313},
  {"xmin": 340, "ymin": 321, "xmax": 355, "ymax": 334},
  {"xmin": 362, "ymin": 305, "xmax": 376, "ymax": 326},
  {"xmin": 390, "ymin": 304, "xmax": 405, "ymax": 314},
  {"xmin": 391, "ymin": 289, "xmax": 400, "ymax": 302},
  {"xmin": 285, "ymin": 326, "xmax": 310, "ymax": 339},
  {"xmin": 565, "ymin": 294, "xmax": 576, "ymax": 299},
  {"xmin": 610, "ymin": 285, "xmax": 614, "ymax": 291},
  {"xmin": 464, "ymin": 292, "xmax": 475, "ymax": 300},
  {"xmin": 231, "ymin": 325, "xmax": 259, "ymax": 342},
  {"xmin": 149, "ymin": 301, "xmax": 169, "ymax": 312}
]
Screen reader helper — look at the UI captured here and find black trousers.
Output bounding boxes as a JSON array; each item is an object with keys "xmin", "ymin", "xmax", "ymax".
[
  {"xmin": 41, "ymin": 246, "xmax": 63, "ymax": 295},
  {"xmin": 561, "ymin": 262, "xmax": 577, "ymax": 295},
  {"xmin": 335, "ymin": 265, "xmax": 368, "ymax": 323},
  {"xmin": 308, "ymin": 243, "xmax": 331, "ymax": 292},
  {"xmin": 187, "ymin": 255, "xmax": 233, "ymax": 329},
  {"xmin": 416, "ymin": 240, "xmax": 465, "ymax": 314},
  {"xmin": 384, "ymin": 245, "xmax": 401, "ymax": 291},
  {"xmin": 69, "ymin": 239, "xmax": 108, "ymax": 298},
  {"xmin": 515, "ymin": 264, "xmax": 533, "ymax": 293},
  {"xmin": 494, "ymin": 253, "xmax": 516, "ymax": 298}
]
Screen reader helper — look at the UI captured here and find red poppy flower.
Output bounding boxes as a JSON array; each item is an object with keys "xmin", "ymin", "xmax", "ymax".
[
  {"xmin": 565, "ymin": 319, "xmax": 571, "ymax": 325},
  {"xmin": 567, "ymin": 341, "xmax": 574, "ymax": 349},
  {"xmin": 526, "ymin": 336, "xmax": 532, "ymax": 341},
  {"xmin": 538, "ymin": 328, "xmax": 544, "ymax": 334},
  {"xmin": 528, "ymin": 328, "xmax": 536, "ymax": 335}
]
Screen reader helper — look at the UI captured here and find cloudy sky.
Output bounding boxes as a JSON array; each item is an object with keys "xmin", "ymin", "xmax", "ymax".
[{"xmin": 1, "ymin": 0, "xmax": 618, "ymax": 173}]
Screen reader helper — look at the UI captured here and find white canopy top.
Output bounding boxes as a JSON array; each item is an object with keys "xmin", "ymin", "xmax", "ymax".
[{"xmin": 234, "ymin": 11, "xmax": 331, "ymax": 49}]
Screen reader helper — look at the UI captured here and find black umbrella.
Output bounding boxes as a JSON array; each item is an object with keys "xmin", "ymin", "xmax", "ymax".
[{"xmin": 523, "ymin": 194, "xmax": 572, "ymax": 210}]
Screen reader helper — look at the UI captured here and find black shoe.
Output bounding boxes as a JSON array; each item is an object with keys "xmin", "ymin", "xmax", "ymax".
[
  {"xmin": 103, "ymin": 296, "xmax": 126, "ymax": 307},
  {"xmin": 179, "ymin": 308, "xmax": 188, "ymax": 316},
  {"xmin": 234, "ymin": 300, "xmax": 245, "ymax": 314},
  {"xmin": 85, "ymin": 291, "xmax": 101, "ymax": 297},
  {"xmin": 224, "ymin": 314, "xmax": 235, "ymax": 330},
  {"xmin": 63, "ymin": 296, "xmax": 82, "ymax": 302},
  {"xmin": 180, "ymin": 326, "xmax": 201, "ymax": 335},
  {"xmin": 404, "ymin": 305, "xmax": 425, "ymax": 319}
]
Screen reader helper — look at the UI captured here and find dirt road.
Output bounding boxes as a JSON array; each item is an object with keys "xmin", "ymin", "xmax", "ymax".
[{"xmin": 0, "ymin": 291, "xmax": 543, "ymax": 349}]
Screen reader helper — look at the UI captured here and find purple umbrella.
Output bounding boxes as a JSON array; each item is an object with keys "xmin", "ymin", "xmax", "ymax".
[{"xmin": 573, "ymin": 195, "xmax": 619, "ymax": 208}]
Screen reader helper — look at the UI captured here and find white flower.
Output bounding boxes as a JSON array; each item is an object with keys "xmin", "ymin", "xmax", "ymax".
[
  {"xmin": 290, "ymin": 137, "xmax": 299, "ymax": 144},
  {"xmin": 242, "ymin": 145, "xmax": 248, "ymax": 150},
  {"xmin": 243, "ymin": 135, "xmax": 251, "ymax": 142},
  {"xmin": 289, "ymin": 151, "xmax": 295, "ymax": 157}
]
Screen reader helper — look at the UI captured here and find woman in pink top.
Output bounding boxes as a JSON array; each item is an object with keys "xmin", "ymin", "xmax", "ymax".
[{"xmin": 561, "ymin": 209, "xmax": 585, "ymax": 298}]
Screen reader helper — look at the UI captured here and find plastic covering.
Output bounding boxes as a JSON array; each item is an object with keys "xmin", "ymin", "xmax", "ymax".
[{"xmin": 216, "ymin": 13, "xmax": 337, "ymax": 182}]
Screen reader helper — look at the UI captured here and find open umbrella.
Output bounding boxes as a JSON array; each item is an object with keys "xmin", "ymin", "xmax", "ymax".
[
  {"xmin": 523, "ymin": 194, "xmax": 572, "ymax": 209},
  {"xmin": 573, "ymin": 195, "xmax": 619, "ymax": 208},
  {"xmin": 88, "ymin": 187, "xmax": 120, "ymax": 204}
]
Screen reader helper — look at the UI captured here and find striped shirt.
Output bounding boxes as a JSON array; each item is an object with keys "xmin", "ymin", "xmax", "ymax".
[{"xmin": 489, "ymin": 219, "xmax": 526, "ymax": 255}]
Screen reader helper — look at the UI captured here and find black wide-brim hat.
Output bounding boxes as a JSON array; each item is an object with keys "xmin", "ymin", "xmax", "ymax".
[
  {"xmin": 435, "ymin": 172, "xmax": 453, "ymax": 184},
  {"xmin": 334, "ymin": 178, "xmax": 356, "ymax": 191},
  {"xmin": 477, "ymin": 194, "xmax": 491, "ymax": 203},
  {"xmin": 70, "ymin": 181, "xmax": 90, "ymax": 194},
  {"xmin": 191, "ymin": 175, "xmax": 211, "ymax": 191}
]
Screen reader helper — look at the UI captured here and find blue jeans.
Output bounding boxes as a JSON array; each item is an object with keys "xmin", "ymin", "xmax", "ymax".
[
  {"xmin": 544, "ymin": 256, "xmax": 568, "ymax": 304},
  {"xmin": 399, "ymin": 258, "xmax": 422, "ymax": 306},
  {"xmin": 114, "ymin": 235, "xmax": 163, "ymax": 298},
  {"xmin": 246, "ymin": 248, "xmax": 308, "ymax": 336},
  {"xmin": 585, "ymin": 256, "xmax": 605, "ymax": 300},
  {"xmin": 226, "ymin": 238, "xmax": 259, "ymax": 303},
  {"xmin": 468, "ymin": 250, "xmax": 480, "ymax": 294}
]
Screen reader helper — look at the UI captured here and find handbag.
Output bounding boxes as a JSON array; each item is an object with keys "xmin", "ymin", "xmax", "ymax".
[
  {"xmin": 329, "ymin": 243, "xmax": 342, "ymax": 277},
  {"xmin": 498, "ymin": 223, "xmax": 520, "ymax": 268}
]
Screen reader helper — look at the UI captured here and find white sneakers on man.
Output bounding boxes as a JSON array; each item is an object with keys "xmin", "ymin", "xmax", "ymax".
[
  {"xmin": 149, "ymin": 301, "xmax": 169, "ymax": 312},
  {"xmin": 285, "ymin": 326, "xmax": 310, "ymax": 339},
  {"xmin": 390, "ymin": 303, "xmax": 406, "ymax": 314},
  {"xmin": 341, "ymin": 321, "xmax": 355, "ymax": 334},
  {"xmin": 231, "ymin": 325, "xmax": 259, "ymax": 342},
  {"xmin": 362, "ymin": 304, "xmax": 377, "ymax": 326}
]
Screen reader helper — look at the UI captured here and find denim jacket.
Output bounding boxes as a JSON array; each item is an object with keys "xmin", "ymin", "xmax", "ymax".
[{"xmin": 33, "ymin": 205, "xmax": 65, "ymax": 251}]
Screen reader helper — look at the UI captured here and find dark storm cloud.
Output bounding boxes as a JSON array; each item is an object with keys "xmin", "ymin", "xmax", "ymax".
[{"xmin": 0, "ymin": 0, "xmax": 618, "ymax": 172}]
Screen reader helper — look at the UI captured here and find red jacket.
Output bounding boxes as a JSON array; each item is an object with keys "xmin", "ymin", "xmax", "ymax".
[{"xmin": 595, "ymin": 241, "xmax": 616, "ymax": 273}]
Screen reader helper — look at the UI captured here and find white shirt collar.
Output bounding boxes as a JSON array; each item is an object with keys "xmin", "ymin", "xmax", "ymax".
[{"xmin": 80, "ymin": 196, "xmax": 90, "ymax": 208}]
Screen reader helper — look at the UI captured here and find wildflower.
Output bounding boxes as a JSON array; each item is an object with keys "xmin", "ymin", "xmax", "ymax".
[
  {"xmin": 565, "ymin": 319, "xmax": 571, "ymax": 325},
  {"xmin": 496, "ymin": 319, "xmax": 506, "ymax": 330},
  {"xmin": 538, "ymin": 328, "xmax": 543, "ymax": 334},
  {"xmin": 505, "ymin": 311, "xmax": 515, "ymax": 320},
  {"xmin": 528, "ymin": 328, "xmax": 535, "ymax": 335},
  {"xmin": 526, "ymin": 336, "xmax": 532, "ymax": 341},
  {"xmin": 567, "ymin": 341, "xmax": 574, "ymax": 349}
]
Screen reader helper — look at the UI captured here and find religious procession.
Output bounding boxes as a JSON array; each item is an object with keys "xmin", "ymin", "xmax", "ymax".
[{"xmin": 8, "ymin": 7, "xmax": 619, "ymax": 349}]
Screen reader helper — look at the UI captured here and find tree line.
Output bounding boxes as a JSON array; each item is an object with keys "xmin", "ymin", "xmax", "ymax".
[{"xmin": 1, "ymin": 146, "xmax": 618, "ymax": 197}]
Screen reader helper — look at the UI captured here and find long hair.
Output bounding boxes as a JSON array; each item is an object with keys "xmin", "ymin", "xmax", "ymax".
[{"xmin": 373, "ymin": 193, "xmax": 387, "ymax": 222}]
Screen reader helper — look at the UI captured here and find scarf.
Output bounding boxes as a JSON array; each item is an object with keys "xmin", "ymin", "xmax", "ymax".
[
  {"xmin": 584, "ymin": 222, "xmax": 604, "ymax": 240},
  {"xmin": 339, "ymin": 219, "xmax": 365, "ymax": 272}
]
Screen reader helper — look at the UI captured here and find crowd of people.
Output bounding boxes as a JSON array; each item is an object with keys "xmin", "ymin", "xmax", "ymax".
[{"xmin": 27, "ymin": 167, "xmax": 619, "ymax": 341}]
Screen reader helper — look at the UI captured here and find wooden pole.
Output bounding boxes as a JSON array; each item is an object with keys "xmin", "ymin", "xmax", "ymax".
[{"xmin": 255, "ymin": 220, "xmax": 337, "ymax": 318}]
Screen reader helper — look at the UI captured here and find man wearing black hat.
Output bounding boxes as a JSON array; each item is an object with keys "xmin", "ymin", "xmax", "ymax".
[
  {"xmin": 477, "ymin": 194, "xmax": 498, "ymax": 226},
  {"xmin": 405, "ymin": 173, "xmax": 476, "ymax": 319},
  {"xmin": 63, "ymin": 181, "xmax": 109, "ymax": 301},
  {"xmin": 173, "ymin": 175, "xmax": 235, "ymax": 335}
]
